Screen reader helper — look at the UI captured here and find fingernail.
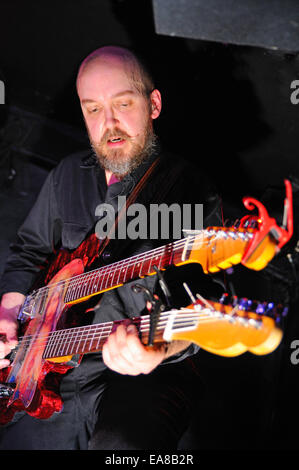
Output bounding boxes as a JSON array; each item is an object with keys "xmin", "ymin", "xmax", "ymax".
[{"xmin": 127, "ymin": 324, "xmax": 136, "ymax": 334}]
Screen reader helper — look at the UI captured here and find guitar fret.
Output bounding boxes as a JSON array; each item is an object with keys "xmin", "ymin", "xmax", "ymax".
[
  {"xmin": 147, "ymin": 255, "xmax": 153, "ymax": 275},
  {"xmin": 86, "ymin": 326, "xmax": 92, "ymax": 352},
  {"xmin": 92, "ymin": 276, "xmax": 99, "ymax": 293},
  {"xmin": 95, "ymin": 325, "xmax": 102, "ymax": 352},
  {"xmin": 116, "ymin": 260, "xmax": 123, "ymax": 285},
  {"xmin": 64, "ymin": 330, "xmax": 71, "ymax": 356},
  {"xmin": 74, "ymin": 281, "xmax": 81, "ymax": 303},
  {"xmin": 123, "ymin": 263, "xmax": 129, "ymax": 283},
  {"xmin": 151, "ymin": 254, "xmax": 161, "ymax": 271},
  {"xmin": 75, "ymin": 328, "xmax": 81, "ymax": 354},
  {"xmin": 118, "ymin": 263, "xmax": 128, "ymax": 284},
  {"xmin": 80, "ymin": 281, "xmax": 86, "ymax": 300},
  {"xmin": 138, "ymin": 257, "xmax": 144, "ymax": 277},
  {"xmin": 90, "ymin": 325, "xmax": 97, "ymax": 352},
  {"xmin": 53, "ymin": 330, "xmax": 61, "ymax": 358},
  {"xmin": 107, "ymin": 266, "xmax": 114, "ymax": 289},
  {"xmin": 43, "ymin": 332, "xmax": 51, "ymax": 359},
  {"xmin": 130, "ymin": 260, "xmax": 137, "ymax": 279},
  {"xmin": 45, "ymin": 329, "xmax": 58, "ymax": 359},
  {"xmin": 158, "ymin": 250, "xmax": 163, "ymax": 270},
  {"xmin": 58, "ymin": 329, "xmax": 67, "ymax": 357}
]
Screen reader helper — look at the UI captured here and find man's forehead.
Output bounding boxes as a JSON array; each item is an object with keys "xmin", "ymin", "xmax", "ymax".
[
  {"xmin": 79, "ymin": 55, "xmax": 133, "ymax": 81},
  {"xmin": 77, "ymin": 57, "xmax": 137, "ymax": 94}
]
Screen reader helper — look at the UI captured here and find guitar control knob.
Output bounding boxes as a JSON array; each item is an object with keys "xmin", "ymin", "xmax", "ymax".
[{"xmin": 101, "ymin": 251, "xmax": 111, "ymax": 262}]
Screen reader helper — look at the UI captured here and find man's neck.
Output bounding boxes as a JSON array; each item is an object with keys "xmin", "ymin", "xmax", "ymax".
[
  {"xmin": 105, "ymin": 170, "xmax": 112, "ymax": 185},
  {"xmin": 105, "ymin": 170, "xmax": 122, "ymax": 185}
]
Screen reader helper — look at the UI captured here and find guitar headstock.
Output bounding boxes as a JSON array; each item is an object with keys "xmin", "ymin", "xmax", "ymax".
[
  {"xmin": 241, "ymin": 179, "xmax": 293, "ymax": 268},
  {"xmin": 186, "ymin": 179, "xmax": 293, "ymax": 273},
  {"xmin": 169, "ymin": 294, "xmax": 286, "ymax": 356}
]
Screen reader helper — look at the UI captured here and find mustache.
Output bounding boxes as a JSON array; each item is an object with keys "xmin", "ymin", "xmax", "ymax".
[{"xmin": 97, "ymin": 128, "xmax": 132, "ymax": 146}]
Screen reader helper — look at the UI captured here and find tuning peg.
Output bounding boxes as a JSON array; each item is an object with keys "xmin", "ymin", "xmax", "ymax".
[
  {"xmin": 195, "ymin": 292, "xmax": 214, "ymax": 309},
  {"xmin": 255, "ymin": 302, "xmax": 267, "ymax": 315},
  {"xmin": 238, "ymin": 298, "xmax": 254, "ymax": 311},
  {"xmin": 219, "ymin": 293, "xmax": 230, "ymax": 304}
]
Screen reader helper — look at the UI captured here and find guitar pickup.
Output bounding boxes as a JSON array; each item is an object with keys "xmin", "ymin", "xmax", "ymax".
[{"xmin": 17, "ymin": 293, "xmax": 38, "ymax": 322}]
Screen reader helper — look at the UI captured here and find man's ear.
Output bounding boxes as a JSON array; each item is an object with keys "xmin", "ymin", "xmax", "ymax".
[{"xmin": 150, "ymin": 89, "xmax": 162, "ymax": 119}]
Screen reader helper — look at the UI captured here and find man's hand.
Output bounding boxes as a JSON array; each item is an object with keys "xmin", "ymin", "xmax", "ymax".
[
  {"xmin": 102, "ymin": 322, "xmax": 191, "ymax": 375},
  {"xmin": 0, "ymin": 292, "xmax": 25, "ymax": 369}
]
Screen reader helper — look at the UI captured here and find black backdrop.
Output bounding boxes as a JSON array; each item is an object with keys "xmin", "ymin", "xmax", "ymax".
[{"xmin": 1, "ymin": 0, "xmax": 299, "ymax": 453}]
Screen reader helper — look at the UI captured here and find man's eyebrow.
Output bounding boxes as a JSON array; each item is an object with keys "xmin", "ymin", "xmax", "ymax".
[
  {"xmin": 81, "ymin": 99, "xmax": 97, "ymax": 104},
  {"xmin": 81, "ymin": 91, "xmax": 136, "ymax": 105},
  {"xmin": 112, "ymin": 90, "xmax": 136, "ymax": 98}
]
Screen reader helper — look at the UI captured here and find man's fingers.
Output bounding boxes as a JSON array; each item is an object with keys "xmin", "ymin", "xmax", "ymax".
[
  {"xmin": 0, "ymin": 340, "xmax": 13, "ymax": 368},
  {"xmin": 0, "ymin": 358, "xmax": 10, "ymax": 369},
  {"xmin": 126, "ymin": 325, "xmax": 147, "ymax": 360},
  {"xmin": 102, "ymin": 341, "xmax": 140, "ymax": 375},
  {"xmin": 103, "ymin": 324, "xmax": 146, "ymax": 374}
]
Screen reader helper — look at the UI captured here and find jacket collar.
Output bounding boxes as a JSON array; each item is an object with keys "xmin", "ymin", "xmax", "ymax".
[{"xmin": 80, "ymin": 142, "xmax": 162, "ymax": 196}]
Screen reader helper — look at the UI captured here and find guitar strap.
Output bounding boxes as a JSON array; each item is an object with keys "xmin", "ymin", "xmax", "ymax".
[
  {"xmin": 98, "ymin": 156, "xmax": 186, "ymax": 258},
  {"xmin": 98, "ymin": 156, "xmax": 161, "ymax": 257}
]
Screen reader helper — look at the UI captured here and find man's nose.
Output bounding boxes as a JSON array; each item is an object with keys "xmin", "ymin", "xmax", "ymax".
[{"xmin": 103, "ymin": 106, "xmax": 119, "ymax": 128}]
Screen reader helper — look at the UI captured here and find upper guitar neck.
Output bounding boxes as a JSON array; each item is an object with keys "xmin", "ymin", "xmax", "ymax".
[{"xmin": 62, "ymin": 227, "xmax": 255, "ymax": 305}]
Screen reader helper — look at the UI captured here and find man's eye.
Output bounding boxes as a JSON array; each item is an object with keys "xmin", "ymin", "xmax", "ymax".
[
  {"xmin": 117, "ymin": 101, "xmax": 131, "ymax": 108},
  {"xmin": 86, "ymin": 106, "xmax": 100, "ymax": 114}
]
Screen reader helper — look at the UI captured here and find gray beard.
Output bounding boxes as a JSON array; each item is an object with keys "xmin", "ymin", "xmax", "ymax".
[{"xmin": 90, "ymin": 130, "xmax": 158, "ymax": 178}]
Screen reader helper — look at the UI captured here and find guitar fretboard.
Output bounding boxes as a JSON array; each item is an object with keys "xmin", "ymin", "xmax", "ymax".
[
  {"xmin": 42, "ymin": 309, "xmax": 199, "ymax": 359},
  {"xmin": 63, "ymin": 238, "xmax": 187, "ymax": 303},
  {"xmin": 22, "ymin": 228, "xmax": 253, "ymax": 320}
]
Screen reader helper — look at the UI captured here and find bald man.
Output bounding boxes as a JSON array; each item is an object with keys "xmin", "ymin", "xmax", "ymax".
[{"xmin": 0, "ymin": 46, "xmax": 221, "ymax": 450}]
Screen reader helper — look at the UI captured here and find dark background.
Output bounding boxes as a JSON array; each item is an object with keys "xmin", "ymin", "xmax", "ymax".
[{"xmin": 1, "ymin": 0, "xmax": 299, "ymax": 451}]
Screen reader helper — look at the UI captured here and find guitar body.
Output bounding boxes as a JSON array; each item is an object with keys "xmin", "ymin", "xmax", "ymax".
[
  {"xmin": 0, "ymin": 356, "xmax": 73, "ymax": 424},
  {"xmin": 0, "ymin": 257, "xmax": 88, "ymax": 425}
]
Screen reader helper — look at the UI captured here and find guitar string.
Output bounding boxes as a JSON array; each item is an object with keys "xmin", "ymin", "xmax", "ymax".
[
  {"xmin": 29, "ymin": 234, "xmax": 200, "ymax": 299},
  {"xmin": 12, "ymin": 314, "xmax": 207, "ymax": 359},
  {"xmin": 16, "ymin": 311, "xmax": 212, "ymax": 348},
  {"xmin": 57, "ymin": 230, "xmax": 251, "ymax": 297},
  {"xmin": 15, "ymin": 318, "xmax": 230, "ymax": 359},
  {"xmin": 24, "ymin": 230, "xmax": 251, "ymax": 308},
  {"xmin": 16, "ymin": 311, "xmax": 260, "ymax": 361},
  {"xmin": 13, "ymin": 309, "xmax": 255, "ymax": 357},
  {"xmin": 26, "ymin": 232, "xmax": 250, "ymax": 311},
  {"xmin": 29, "ymin": 229, "xmax": 249, "ymax": 298}
]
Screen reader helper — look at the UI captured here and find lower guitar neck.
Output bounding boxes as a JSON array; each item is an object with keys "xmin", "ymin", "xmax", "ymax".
[{"xmin": 42, "ymin": 309, "xmax": 198, "ymax": 360}]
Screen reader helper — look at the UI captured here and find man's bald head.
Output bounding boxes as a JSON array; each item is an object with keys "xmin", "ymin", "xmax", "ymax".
[{"xmin": 76, "ymin": 46, "xmax": 155, "ymax": 98}]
